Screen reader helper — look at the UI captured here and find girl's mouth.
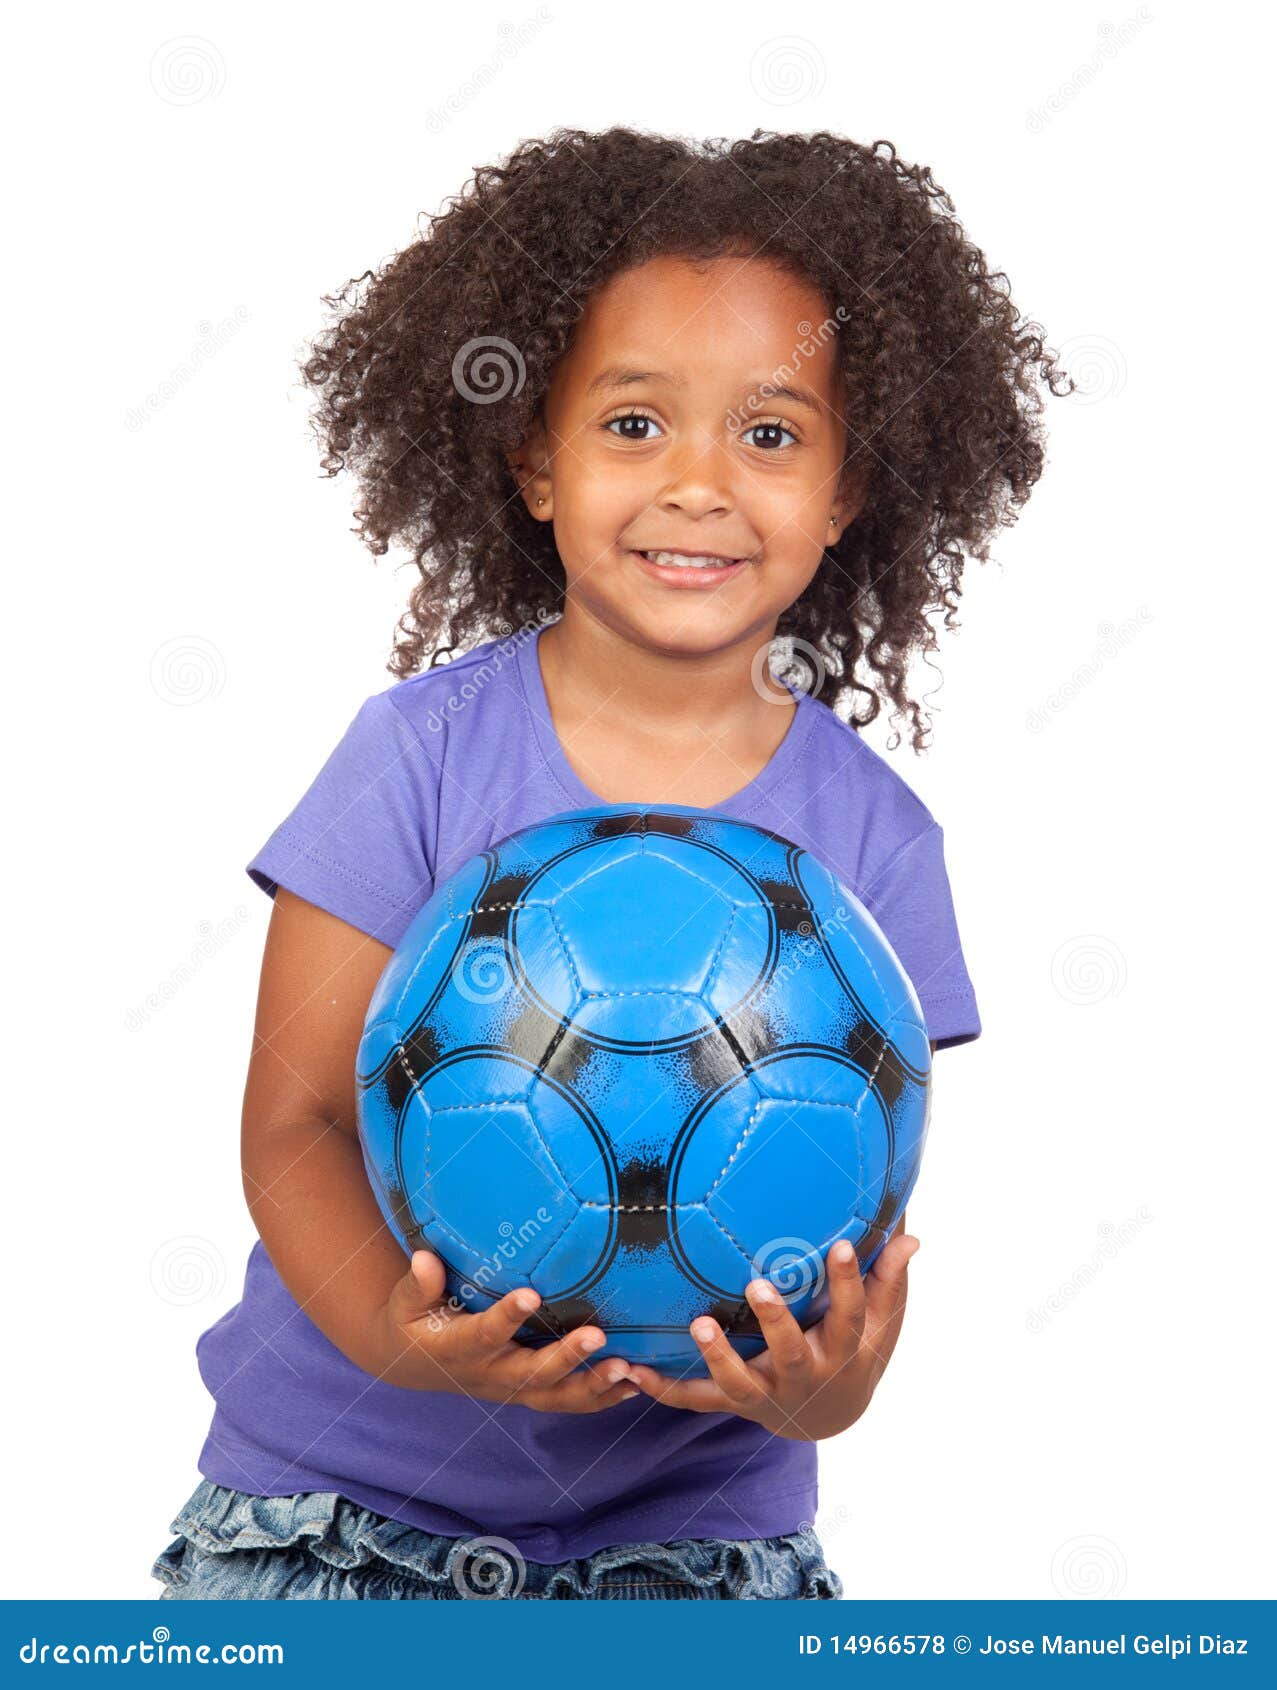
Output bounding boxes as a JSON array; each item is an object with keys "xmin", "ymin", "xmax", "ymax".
[{"xmin": 632, "ymin": 549, "xmax": 753, "ymax": 587}]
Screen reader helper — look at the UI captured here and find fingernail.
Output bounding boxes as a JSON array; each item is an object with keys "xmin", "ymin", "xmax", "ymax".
[
  {"xmin": 750, "ymin": 1280, "xmax": 779, "ymax": 1304},
  {"xmin": 619, "ymin": 1386, "xmax": 640, "ymax": 1400},
  {"xmin": 692, "ymin": 1318, "xmax": 716, "ymax": 1342},
  {"xmin": 832, "ymin": 1240, "xmax": 855, "ymax": 1265},
  {"xmin": 581, "ymin": 1331, "xmax": 605, "ymax": 1351},
  {"xmin": 515, "ymin": 1290, "xmax": 538, "ymax": 1313}
]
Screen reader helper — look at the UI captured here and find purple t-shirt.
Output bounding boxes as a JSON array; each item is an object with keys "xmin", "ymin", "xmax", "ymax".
[{"xmin": 195, "ymin": 619, "xmax": 981, "ymax": 1563}]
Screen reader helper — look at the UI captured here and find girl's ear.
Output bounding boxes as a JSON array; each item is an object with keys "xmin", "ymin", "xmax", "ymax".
[
  {"xmin": 829, "ymin": 462, "xmax": 872, "ymax": 540},
  {"xmin": 506, "ymin": 420, "xmax": 554, "ymax": 521}
]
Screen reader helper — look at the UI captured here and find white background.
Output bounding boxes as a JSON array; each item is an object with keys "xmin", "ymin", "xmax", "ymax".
[{"xmin": 5, "ymin": 0, "xmax": 1272, "ymax": 1601}]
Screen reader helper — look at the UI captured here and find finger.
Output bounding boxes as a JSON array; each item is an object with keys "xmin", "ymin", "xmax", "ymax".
[
  {"xmin": 389, "ymin": 1248, "xmax": 447, "ymax": 1317},
  {"xmin": 521, "ymin": 1352, "xmax": 637, "ymax": 1399},
  {"xmin": 465, "ymin": 1284, "xmax": 548, "ymax": 1354},
  {"xmin": 625, "ymin": 1362, "xmax": 737, "ymax": 1414},
  {"xmin": 820, "ymin": 1238, "xmax": 868, "ymax": 1363},
  {"xmin": 408, "ymin": 1248, "xmax": 447, "ymax": 1303},
  {"xmin": 574, "ymin": 1373, "xmax": 642, "ymax": 1412},
  {"xmin": 503, "ymin": 1322, "xmax": 610, "ymax": 1390},
  {"xmin": 862, "ymin": 1233, "xmax": 919, "ymax": 1362},
  {"xmin": 516, "ymin": 1362, "xmax": 640, "ymax": 1414},
  {"xmin": 687, "ymin": 1314, "xmax": 773, "ymax": 1408},
  {"xmin": 584, "ymin": 1355, "xmax": 638, "ymax": 1397},
  {"xmin": 746, "ymin": 1280, "xmax": 816, "ymax": 1384},
  {"xmin": 386, "ymin": 1249, "xmax": 449, "ymax": 1331}
]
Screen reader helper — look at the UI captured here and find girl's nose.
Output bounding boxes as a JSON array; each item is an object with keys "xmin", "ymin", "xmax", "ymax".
[{"xmin": 656, "ymin": 439, "xmax": 735, "ymax": 519}]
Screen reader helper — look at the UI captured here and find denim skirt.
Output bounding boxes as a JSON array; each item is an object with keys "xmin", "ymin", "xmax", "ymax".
[{"xmin": 152, "ymin": 1480, "xmax": 843, "ymax": 1601}]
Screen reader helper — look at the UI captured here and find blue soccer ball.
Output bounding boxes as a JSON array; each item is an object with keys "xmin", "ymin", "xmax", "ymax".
[{"xmin": 355, "ymin": 804, "xmax": 931, "ymax": 1376}]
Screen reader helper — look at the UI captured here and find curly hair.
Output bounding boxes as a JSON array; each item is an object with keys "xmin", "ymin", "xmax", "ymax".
[{"xmin": 299, "ymin": 126, "xmax": 1071, "ymax": 751}]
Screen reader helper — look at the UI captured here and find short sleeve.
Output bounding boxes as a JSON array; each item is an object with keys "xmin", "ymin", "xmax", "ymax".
[
  {"xmin": 858, "ymin": 822, "xmax": 982, "ymax": 1050},
  {"xmin": 246, "ymin": 691, "xmax": 439, "ymax": 949}
]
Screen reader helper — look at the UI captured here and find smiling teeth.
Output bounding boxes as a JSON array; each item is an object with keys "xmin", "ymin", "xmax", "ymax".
[{"xmin": 644, "ymin": 551, "xmax": 742, "ymax": 569}]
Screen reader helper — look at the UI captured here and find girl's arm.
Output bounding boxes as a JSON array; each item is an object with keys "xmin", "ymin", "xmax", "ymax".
[
  {"xmin": 239, "ymin": 887, "xmax": 407, "ymax": 1371},
  {"xmin": 239, "ymin": 887, "xmax": 639, "ymax": 1411}
]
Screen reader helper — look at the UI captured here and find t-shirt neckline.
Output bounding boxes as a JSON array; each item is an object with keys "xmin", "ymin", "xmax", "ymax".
[{"xmin": 516, "ymin": 617, "xmax": 815, "ymax": 813}]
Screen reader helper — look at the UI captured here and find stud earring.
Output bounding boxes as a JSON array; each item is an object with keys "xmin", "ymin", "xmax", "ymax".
[{"xmin": 537, "ymin": 497, "xmax": 545, "ymax": 507}]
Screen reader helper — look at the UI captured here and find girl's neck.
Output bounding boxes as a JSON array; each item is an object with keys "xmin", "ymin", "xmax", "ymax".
[
  {"xmin": 535, "ymin": 605, "xmax": 797, "ymax": 808},
  {"xmin": 538, "ymin": 605, "xmax": 783, "ymax": 734}
]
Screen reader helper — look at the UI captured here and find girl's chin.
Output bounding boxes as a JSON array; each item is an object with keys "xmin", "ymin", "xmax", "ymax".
[{"xmin": 613, "ymin": 610, "xmax": 772, "ymax": 661}]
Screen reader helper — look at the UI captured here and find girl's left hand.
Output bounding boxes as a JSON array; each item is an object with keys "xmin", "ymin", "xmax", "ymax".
[{"xmin": 624, "ymin": 1223, "xmax": 920, "ymax": 1440}]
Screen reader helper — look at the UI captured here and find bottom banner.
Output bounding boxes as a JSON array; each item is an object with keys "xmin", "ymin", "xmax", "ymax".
[{"xmin": 3, "ymin": 1600, "xmax": 1272, "ymax": 1684}]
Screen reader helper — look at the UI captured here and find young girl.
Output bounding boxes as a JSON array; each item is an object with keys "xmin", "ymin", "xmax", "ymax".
[{"xmin": 152, "ymin": 126, "xmax": 1066, "ymax": 1601}]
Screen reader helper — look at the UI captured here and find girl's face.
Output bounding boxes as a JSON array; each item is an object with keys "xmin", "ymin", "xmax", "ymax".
[{"xmin": 511, "ymin": 253, "xmax": 861, "ymax": 659}]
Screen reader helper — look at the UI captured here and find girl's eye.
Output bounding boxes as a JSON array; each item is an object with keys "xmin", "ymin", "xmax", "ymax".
[
  {"xmin": 603, "ymin": 412, "xmax": 798, "ymax": 449},
  {"xmin": 742, "ymin": 420, "xmax": 798, "ymax": 451},
  {"xmin": 605, "ymin": 412, "xmax": 664, "ymax": 441}
]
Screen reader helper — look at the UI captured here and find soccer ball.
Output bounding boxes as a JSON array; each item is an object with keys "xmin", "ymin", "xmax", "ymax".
[{"xmin": 355, "ymin": 804, "xmax": 931, "ymax": 1376}]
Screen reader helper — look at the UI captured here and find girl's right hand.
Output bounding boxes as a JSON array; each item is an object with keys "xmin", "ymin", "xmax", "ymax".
[{"xmin": 371, "ymin": 1249, "xmax": 641, "ymax": 1412}]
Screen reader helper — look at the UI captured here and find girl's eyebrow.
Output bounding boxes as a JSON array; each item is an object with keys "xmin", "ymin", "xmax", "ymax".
[
  {"xmin": 585, "ymin": 364, "xmax": 824, "ymax": 415},
  {"xmin": 585, "ymin": 365, "xmax": 685, "ymax": 395}
]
